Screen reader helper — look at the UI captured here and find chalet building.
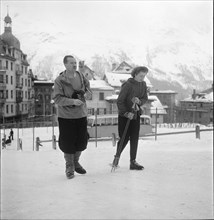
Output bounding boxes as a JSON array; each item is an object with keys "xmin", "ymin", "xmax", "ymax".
[
  {"xmin": 149, "ymin": 95, "xmax": 167, "ymax": 124},
  {"xmin": 177, "ymin": 87, "xmax": 213, "ymax": 125},
  {"xmin": 104, "ymin": 61, "xmax": 152, "ymax": 91},
  {"xmin": 149, "ymin": 90, "xmax": 178, "ymax": 123},
  {"xmin": 86, "ymin": 80, "xmax": 114, "ymax": 115},
  {"xmin": 0, "ymin": 13, "xmax": 33, "ymax": 123}
]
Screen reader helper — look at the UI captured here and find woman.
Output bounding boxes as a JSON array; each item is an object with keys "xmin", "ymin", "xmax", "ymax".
[{"xmin": 114, "ymin": 66, "xmax": 149, "ymax": 170}]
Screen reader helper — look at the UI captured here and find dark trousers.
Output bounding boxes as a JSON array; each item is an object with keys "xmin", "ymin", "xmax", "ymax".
[
  {"xmin": 116, "ymin": 115, "xmax": 140, "ymax": 161},
  {"xmin": 58, "ymin": 117, "xmax": 88, "ymax": 154}
]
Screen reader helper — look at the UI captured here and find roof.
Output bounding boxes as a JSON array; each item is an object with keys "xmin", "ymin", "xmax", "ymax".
[
  {"xmin": 150, "ymin": 90, "xmax": 177, "ymax": 94},
  {"xmin": 104, "ymin": 71, "xmax": 152, "ymax": 88},
  {"xmin": 90, "ymin": 80, "xmax": 114, "ymax": 91},
  {"xmin": 34, "ymin": 80, "xmax": 54, "ymax": 85},
  {"xmin": 149, "ymin": 95, "xmax": 167, "ymax": 114},
  {"xmin": 114, "ymin": 61, "xmax": 133, "ymax": 72},
  {"xmin": 181, "ymin": 92, "xmax": 213, "ymax": 103}
]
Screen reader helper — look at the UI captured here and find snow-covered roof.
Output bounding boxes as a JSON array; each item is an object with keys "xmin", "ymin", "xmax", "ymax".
[
  {"xmin": 34, "ymin": 80, "xmax": 54, "ymax": 84},
  {"xmin": 149, "ymin": 95, "xmax": 167, "ymax": 114},
  {"xmin": 105, "ymin": 72, "xmax": 152, "ymax": 88},
  {"xmin": 150, "ymin": 90, "xmax": 177, "ymax": 94},
  {"xmin": 89, "ymin": 80, "xmax": 114, "ymax": 91},
  {"xmin": 105, "ymin": 94, "xmax": 118, "ymax": 101},
  {"xmin": 182, "ymin": 92, "xmax": 213, "ymax": 103}
]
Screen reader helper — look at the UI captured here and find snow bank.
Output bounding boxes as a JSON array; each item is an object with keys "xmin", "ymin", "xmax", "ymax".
[{"xmin": 1, "ymin": 127, "xmax": 213, "ymax": 219}]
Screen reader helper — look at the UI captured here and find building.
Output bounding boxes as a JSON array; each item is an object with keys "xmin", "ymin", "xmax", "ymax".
[
  {"xmin": 149, "ymin": 95, "xmax": 167, "ymax": 124},
  {"xmin": 86, "ymin": 80, "xmax": 114, "ymax": 115},
  {"xmin": 149, "ymin": 90, "xmax": 178, "ymax": 123},
  {"xmin": 0, "ymin": 13, "xmax": 33, "ymax": 123},
  {"xmin": 104, "ymin": 62, "xmax": 152, "ymax": 91},
  {"xmin": 178, "ymin": 87, "xmax": 213, "ymax": 125},
  {"xmin": 33, "ymin": 79, "xmax": 54, "ymax": 118}
]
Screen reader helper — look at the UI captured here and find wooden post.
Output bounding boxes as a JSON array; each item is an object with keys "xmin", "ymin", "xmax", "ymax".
[
  {"xmin": 36, "ymin": 137, "xmax": 41, "ymax": 151},
  {"xmin": 195, "ymin": 125, "xmax": 200, "ymax": 139},
  {"xmin": 112, "ymin": 133, "xmax": 116, "ymax": 146},
  {"xmin": 155, "ymin": 108, "xmax": 158, "ymax": 141},
  {"xmin": 52, "ymin": 134, "xmax": 56, "ymax": 150},
  {"xmin": 17, "ymin": 123, "xmax": 19, "ymax": 150},
  {"xmin": 95, "ymin": 109, "xmax": 97, "ymax": 147},
  {"xmin": 33, "ymin": 120, "xmax": 35, "ymax": 151}
]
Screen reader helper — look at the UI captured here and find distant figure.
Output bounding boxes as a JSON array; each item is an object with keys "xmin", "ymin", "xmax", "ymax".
[
  {"xmin": 10, "ymin": 129, "xmax": 14, "ymax": 140},
  {"xmin": 2, "ymin": 137, "xmax": 6, "ymax": 149},
  {"xmin": 5, "ymin": 136, "xmax": 11, "ymax": 145}
]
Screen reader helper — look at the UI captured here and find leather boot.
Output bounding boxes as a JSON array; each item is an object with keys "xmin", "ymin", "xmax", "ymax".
[
  {"xmin": 74, "ymin": 151, "xmax": 86, "ymax": 174},
  {"xmin": 64, "ymin": 153, "xmax": 75, "ymax": 179},
  {"xmin": 130, "ymin": 160, "xmax": 144, "ymax": 170}
]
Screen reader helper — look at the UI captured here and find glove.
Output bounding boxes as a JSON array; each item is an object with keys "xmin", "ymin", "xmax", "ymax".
[
  {"xmin": 124, "ymin": 112, "xmax": 134, "ymax": 120},
  {"xmin": 131, "ymin": 97, "xmax": 141, "ymax": 105}
]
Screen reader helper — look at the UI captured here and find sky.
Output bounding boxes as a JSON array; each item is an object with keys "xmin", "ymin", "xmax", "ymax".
[
  {"xmin": 1, "ymin": 0, "xmax": 212, "ymax": 48},
  {"xmin": 0, "ymin": 0, "xmax": 213, "ymax": 76}
]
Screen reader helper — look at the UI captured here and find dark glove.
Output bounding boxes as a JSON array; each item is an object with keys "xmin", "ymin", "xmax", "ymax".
[{"xmin": 72, "ymin": 90, "xmax": 86, "ymax": 107}]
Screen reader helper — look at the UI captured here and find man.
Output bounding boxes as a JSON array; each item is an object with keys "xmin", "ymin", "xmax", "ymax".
[{"xmin": 53, "ymin": 55, "xmax": 91, "ymax": 179}]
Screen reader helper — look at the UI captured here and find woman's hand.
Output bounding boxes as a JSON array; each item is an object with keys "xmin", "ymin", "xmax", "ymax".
[
  {"xmin": 124, "ymin": 112, "xmax": 134, "ymax": 120},
  {"xmin": 131, "ymin": 97, "xmax": 141, "ymax": 105}
]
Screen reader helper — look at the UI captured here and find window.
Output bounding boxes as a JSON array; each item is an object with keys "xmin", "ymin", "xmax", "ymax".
[
  {"xmin": 11, "ymin": 76, "xmax": 13, "ymax": 85},
  {"xmin": 6, "ymin": 105, "xmax": 9, "ymax": 114},
  {"xmin": 99, "ymin": 92, "xmax": 104, "ymax": 100},
  {"xmin": 6, "ymin": 60, "xmax": 8, "ymax": 69},
  {"xmin": 11, "ymin": 104, "xmax": 13, "ymax": 113},
  {"xmin": 28, "ymin": 79, "xmax": 31, "ymax": 87},
  {"xmin": 11, "ymin": 90, "xmax": 13, "ymax": 99},
  {"xmin": 25, "ymin": 79, "xmax": 27, "ymax": 86},
  {"xmin": 6, "ymin": 90, "xmax": 8, "ymax": 99},
  {"xmin": 11, "ymin": 62, "xmax": 13, "ymax": 71},
  {"xmin": 0, "ymin": 90, "xmax": 4, "ymax": 98},
  {"xmin": 6, "ymin": 75, "xmax": 8, "ymax": 84},
  {"xmin": 0, "ymin": 75, "xmax": 3, "ymax": 83},
  {"xmin": 25, "ymin": 91, "xmax": 27, "ymax": 99}
]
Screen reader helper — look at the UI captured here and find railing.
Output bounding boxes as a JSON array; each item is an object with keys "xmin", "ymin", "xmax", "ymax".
[{"xmin": 16, "ymin": 83, "xmax": 23, "ymax": 89}]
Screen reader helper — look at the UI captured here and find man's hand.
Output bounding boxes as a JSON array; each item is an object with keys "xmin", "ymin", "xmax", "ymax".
[{"xmin": 73, "ymin": 99, "xmax": 84, "ymax": 106}]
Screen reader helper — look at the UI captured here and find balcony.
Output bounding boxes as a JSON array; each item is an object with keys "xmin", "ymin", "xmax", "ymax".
[
  {"xmin": 16, "ymin": 96, "xmax": 23, "ymax": 103},
  {"xmin": 0, "ymin": 82, "xmax": 6, "ymax": 89},
  {"xmin": 0, "ymin": 97, "xmax": 6, "ymax": 104},
  {"xmin": 0, "ymin": 65, "xmax": 7, "ymax": 71},
  {"xmin": 16, "ymin": 82, "xmax": 23, "ymax": 89},
  {"xmin": 16, "ymin": 69, "xmax": 23, "ymax": 75},
  {"xmin": 15, "ymin": 64, "xmax": 23, "ymax": 75}
]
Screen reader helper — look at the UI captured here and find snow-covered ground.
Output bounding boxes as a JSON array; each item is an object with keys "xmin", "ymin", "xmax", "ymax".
[{"xmin": 1, "ymin": 126, "xmax": 213, "ymax": 219}]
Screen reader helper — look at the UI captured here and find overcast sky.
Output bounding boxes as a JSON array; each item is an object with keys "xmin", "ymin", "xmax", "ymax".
[
  {"xmin": 0, "ymin": 0, "xmax": 213, "ymax": 63},
  {"xmin": 1, "ymin": 1, "xmax": 212, "ymax": 36}
]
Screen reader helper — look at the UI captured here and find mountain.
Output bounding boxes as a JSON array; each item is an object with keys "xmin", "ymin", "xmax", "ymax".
[{"xmin": 17, "ymin": 26, "xmax": 212, "ymax": 101}]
